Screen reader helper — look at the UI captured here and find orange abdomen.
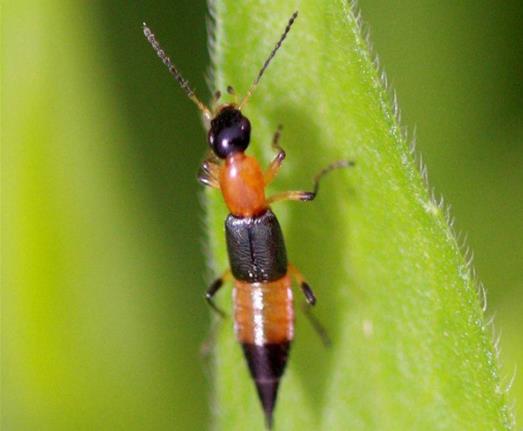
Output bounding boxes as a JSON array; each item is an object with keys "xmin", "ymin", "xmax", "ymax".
[{"xmin": 233, "ymin": 275, "xmax": 294, "ymax": 345}]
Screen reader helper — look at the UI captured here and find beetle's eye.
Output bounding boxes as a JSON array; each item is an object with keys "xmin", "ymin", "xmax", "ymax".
[{"xmin": 208, "ymin": 107, "xmax": 251, "ymax": 159}]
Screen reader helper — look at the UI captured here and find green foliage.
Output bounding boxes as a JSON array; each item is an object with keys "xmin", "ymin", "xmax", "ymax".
[
  {"xmin": 4, "ymin": 1, "xmax": 520, "ymax": 430},
  {"xmin": 207, "ymin": 1, "xmax": 513, "ymax": 429}
]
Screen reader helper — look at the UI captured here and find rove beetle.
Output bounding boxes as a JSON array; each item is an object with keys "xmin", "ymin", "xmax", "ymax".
[{"xmin": 144, "ymin": 11, "xmax": 353, "ymax": 429}]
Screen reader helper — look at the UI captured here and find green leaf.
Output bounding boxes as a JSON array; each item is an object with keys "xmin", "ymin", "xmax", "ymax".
[{"xmin": 206, "ymin": 1, "xmax": 513, "ymax": 430}]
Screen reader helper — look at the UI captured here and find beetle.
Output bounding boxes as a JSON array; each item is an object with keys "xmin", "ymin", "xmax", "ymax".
[{"xmin": 144, "ymin": 11, "xmax": 352, "ymax": 428}]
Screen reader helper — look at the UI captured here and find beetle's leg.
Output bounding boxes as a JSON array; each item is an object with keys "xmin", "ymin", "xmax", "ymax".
[
  {"xmin": 288, "ymin": 264, "xmax": 316, "ymax": 305},
  {"xmin": 205, "ymin": 269, "xmax": 231, "ymax": 318},
  {"xmin": 264, "ymin": 124, "xmax": 286, "ymax": 186},
  {"xmin": 267, "ymin": 190, "xmax": 313, "ymax": 204},
  {"xmin": 288, "ymin": 264, "xmax": 331, "ymax": 347},
  {"xmin": 267, "ymin": 159, "xmax": 354, "ymax": 205},
  {"xmin": 198, "ymin": 153, "xmax": 221, "ymax": 189},
  {"xmin": 288, "ymin": 263, "xmax": 316, "ymax": 305},
  {"xmin": 200, "ymin": 267, "xmax": 229, "ymax": 358},
  {"xmin": 301, "ymin": 303, "xmax": 332, "ymax": 347}
]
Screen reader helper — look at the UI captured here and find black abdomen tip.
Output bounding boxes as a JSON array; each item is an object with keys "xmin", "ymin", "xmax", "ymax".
[{"xmin": 242, "ymin": 342, "xmax": 291, "ymax": 429}]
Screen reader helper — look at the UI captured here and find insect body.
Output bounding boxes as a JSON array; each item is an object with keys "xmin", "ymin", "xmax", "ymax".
[{"xmin": 144, "ymin": 11, "xmax": 352, "ymax": 429}]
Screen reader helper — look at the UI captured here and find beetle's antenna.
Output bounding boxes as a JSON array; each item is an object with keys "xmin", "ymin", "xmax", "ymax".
[
  {"xmin": 143, "ymin": 23, "xmax": 212, "ymax": 120},
  {"xmin": 239, "ymin": 11, "xmax": 298, "ymax": 110}
]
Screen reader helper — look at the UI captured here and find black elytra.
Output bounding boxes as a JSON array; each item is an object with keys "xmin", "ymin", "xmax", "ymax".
[
  {"xmin": 208, "ymin": 106, "xmax": 251, "ymax": 158},
  {"xmin": 225, "ymin": 209, "xmax": 288, "ymax": 283}
]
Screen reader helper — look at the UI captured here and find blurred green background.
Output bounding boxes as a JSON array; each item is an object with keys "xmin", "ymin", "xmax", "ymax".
[{"xmin": 2, "ymin": 1, "xmax": 522, "ymax": 430}]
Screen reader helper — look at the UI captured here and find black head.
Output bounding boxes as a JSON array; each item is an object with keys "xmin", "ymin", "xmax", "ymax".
[{"xmin": 208, "ymin": 106, "xmax": 251, "ymax": 159}]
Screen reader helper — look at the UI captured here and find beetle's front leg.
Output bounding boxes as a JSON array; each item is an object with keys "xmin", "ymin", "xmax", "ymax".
[
  {"xmin": 198, "ymin": 153, "xmax": 221, "ymax": 189},
  {"xmin": 264, "ymin": 124, "xmax": 286, "ymax": 186}
]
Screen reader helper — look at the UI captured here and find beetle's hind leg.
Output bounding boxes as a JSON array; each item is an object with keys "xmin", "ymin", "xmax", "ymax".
[
  {"xmin": 200, "ymin": 269, "xmax": 231, "ymax": 358},
  {"xmin": 301, "ymin": 303, "xmax": 332, "ymax": 347},
  {"xmin": 205, "ymin": 269, "xmax": 231, "ymax": 318},
  {"xmin": 288, "ymin": 264, "xmax": 331, "ymax": 347},
  {"xmin": 267, "ymin": 159, "xmax": 354, "ymax": 205}
]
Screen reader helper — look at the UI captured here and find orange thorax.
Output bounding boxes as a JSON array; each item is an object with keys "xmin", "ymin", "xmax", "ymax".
[{"xmin": 219, "ymin": 153, "xmax": 267, "ymax": 217}]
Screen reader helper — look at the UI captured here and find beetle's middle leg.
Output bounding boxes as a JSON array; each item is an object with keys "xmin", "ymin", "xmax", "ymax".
[{"xmin": 267, "ymin": 159, "xmax": 354, "ymax": 205}]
